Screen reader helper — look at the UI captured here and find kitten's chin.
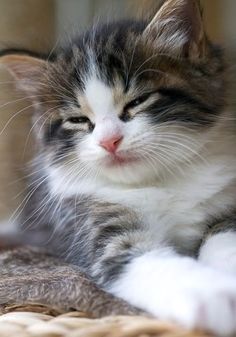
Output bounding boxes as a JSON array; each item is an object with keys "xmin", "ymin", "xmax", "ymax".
[
  {"xmin": 104, "ymin": 153, "xmax": 138, "ymax": 168},
  {"xmin": 98, "ymin": 158, "xmax": 160, "ymax": 185}
]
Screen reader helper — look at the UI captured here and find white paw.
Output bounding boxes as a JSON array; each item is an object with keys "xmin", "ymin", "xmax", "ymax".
[
  {"xmin": 109, "ymin": 252, "xmax": 236, "ymax": 336},
  {"xmin": 150, "ymin": 274, "xmax": 236, "ymax": 336},
  {"xmin": 199, "ymin": 232, "xmax": 236, "ymax": 276}
]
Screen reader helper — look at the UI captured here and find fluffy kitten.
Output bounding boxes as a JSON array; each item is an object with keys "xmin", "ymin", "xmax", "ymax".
[{"xmin": 1, "ymin": 0, "xmax": 236, "ymax": 335}]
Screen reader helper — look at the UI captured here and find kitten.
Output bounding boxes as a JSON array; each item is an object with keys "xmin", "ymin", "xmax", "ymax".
[{"xmin": 1, "ymin": 0, "xmax": 236, "ymax": 334}]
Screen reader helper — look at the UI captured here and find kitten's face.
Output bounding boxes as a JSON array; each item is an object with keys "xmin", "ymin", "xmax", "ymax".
[
  {"xmin": 45, "ymin": 68, "xmax": 207, "ymax": 186},
  {"xmin": 2, "ymin": 0, "xmax": 226, "ymax": 187}
]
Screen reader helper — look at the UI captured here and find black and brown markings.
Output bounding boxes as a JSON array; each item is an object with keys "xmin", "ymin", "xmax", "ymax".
[{"xmin": 55, "ymin": 200, "xmax": 144, "ymax": 286}]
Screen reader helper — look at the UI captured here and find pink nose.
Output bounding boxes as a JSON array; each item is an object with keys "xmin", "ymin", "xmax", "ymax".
[{"xmin": 99, "ymin": 135, "xmax": 123, "ymax": 153}]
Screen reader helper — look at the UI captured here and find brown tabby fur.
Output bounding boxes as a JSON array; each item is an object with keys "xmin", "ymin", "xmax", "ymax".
[{"xmin": 0, "ymin": 246, "xmax": 141, "ymax": 316}]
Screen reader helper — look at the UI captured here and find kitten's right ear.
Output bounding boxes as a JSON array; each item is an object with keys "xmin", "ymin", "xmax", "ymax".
[{"xmin": 0, "ymin": 53, "xmax": 46, "ymax": 92}]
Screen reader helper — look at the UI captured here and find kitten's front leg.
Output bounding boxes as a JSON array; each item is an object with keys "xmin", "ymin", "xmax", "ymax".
[
  {"xmin": 104, "ymin": 249, "xmax": 236, "ymax": 336},
  {"xmin": 74, "ymin": 204, "xmax": 236, "ymax": 335},
  {"xmin": 199, "ymin": 220, "xmax": 236, "ymax": 274}
]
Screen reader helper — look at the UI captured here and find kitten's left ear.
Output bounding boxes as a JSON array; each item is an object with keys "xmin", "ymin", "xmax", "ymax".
[
  {"xmin": 0, "ymin": 53, "xmax": 46, "ymax": 92},
  {"xmin": 143, "ymin": 0, "xmax": 206, "ymax": 60}
]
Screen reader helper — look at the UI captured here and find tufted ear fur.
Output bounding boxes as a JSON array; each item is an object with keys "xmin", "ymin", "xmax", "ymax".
[
  {"xmin": 0, "ymin": 53, "xmax": 46, "ymax": 92},
  {"xmin": 143, "ymin": 0, "xmax": 206, "ymax": 60}
]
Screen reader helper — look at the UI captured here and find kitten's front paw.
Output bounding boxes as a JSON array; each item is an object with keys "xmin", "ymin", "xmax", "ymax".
[
  {"xmin": 152, "ymin": 275, "xmax": 236, "ymax": 336},
  {"xmin": 110, "ymin": 254, "xmax": 236, "ymax": 336}
]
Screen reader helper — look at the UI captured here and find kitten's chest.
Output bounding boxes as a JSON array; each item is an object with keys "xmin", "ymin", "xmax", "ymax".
[
  {"xmin": 99, "ymin": 164, "xmax": 236, "ymax": 237},
  {"xmin": 98, "ymin": 184, "xmax": 207, "ymax": 251},
  {"xmin": 117, "ymin": 187, "xmax": 205, "ymax": 226}
]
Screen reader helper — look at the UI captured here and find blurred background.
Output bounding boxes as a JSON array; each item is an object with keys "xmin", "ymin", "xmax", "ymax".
[{"xmin": 0, "ymin": 0, "xmax": 235, "ymax": 221}]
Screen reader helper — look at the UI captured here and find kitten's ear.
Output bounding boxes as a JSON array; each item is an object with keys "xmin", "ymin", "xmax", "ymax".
[
  {"xmin": 0, "ymin": 53, "xmax": 46, "ymax": 92},
  {"xmin": 143, "ymin": 0, "xmax": 206, "ymax": 59}
]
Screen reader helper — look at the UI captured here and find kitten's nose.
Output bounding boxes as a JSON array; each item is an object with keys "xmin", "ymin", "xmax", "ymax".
[{"xmin": 99, "ymin": 135, "xmax": 123, "ymax": 153}]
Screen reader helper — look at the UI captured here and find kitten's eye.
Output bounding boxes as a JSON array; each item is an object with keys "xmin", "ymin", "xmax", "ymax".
[
  {"xmin": 66, "ymin": 116, "xmax": 94, "ymax": 132},
  {"xmin": 125, "ymin": 93, "xmax": 151, "ymax": 110},
  {"xmin": 67, "ymin": 116, "xmax": 90, "ymax": 124},
  {"xmin": 120, "ymin": 93, "xmax": 151, "ymax": 122}
]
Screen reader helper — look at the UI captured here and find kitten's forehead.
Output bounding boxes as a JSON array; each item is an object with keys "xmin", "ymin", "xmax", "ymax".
[
  {"xmin": 79, "ymin": 75, "xmax": 126, "ymax": 121},
  {"xmin": 84, "ymin": 77, "xmax": 114, "ymax": 119}
]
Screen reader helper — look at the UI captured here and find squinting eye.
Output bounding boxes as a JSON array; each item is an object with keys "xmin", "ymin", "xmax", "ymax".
[
  {"xmin": 124, "ymin": 93, "xmax": 151, "ymax": 110},
  {"xmin": 120, "ymin": 93, "xmax": 151, "ymax": 122},
  {"xmin": 67, "ymin": 116, "xmax": 90, "ymax": 124},
  {"xmin": 66, "ymin": 116, "xmax": 94, "ymax": 132}
]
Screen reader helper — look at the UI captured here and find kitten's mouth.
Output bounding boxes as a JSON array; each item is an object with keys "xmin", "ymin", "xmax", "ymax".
[{"xmin": 105, "ymin": 153, "xmax": 138, "ymax": 167}]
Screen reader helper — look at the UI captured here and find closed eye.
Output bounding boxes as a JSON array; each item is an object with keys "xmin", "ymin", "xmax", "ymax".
[
  {"xmin": 124, "ymin": 93, "xmax": 152, "ymax": 111},
  {"xmin": 120, "ymin": 93, "xmax": 153, "ymax": 122},
  {"xmin": 66, "ymin": 116, "xmax": 90, "ymax": 124},
  {"xmin": 65, "ymin": 116, "xmax": 94, "ymax": 131}
]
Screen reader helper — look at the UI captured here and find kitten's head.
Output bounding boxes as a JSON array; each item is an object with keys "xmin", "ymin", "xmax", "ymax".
[{"xmin": 1, "ymin": 0, "xmax": 226, "ymax": 189}]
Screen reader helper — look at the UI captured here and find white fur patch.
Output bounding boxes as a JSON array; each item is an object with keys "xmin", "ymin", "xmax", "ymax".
[
  {"xmin": 199, "ymin": 231, "xmax": 236, "ymax": 274},
  {"xmin": 83, "ymin": 76, "xmax": 124, "ymax": 146},
  {"xmin": 109, "ymin": 249, "xmax": 236, "ymax": 335},
  {"xmin": 84, "ymin": 77, "xmax": 115, "ymax": 120}
]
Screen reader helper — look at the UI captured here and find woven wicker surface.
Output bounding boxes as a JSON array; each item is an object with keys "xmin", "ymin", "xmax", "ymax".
[{"xmin": 0, "ymin": 304, "xmax": 210, "ymax": 337}]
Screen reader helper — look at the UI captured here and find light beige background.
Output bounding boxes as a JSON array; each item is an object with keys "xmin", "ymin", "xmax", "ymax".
[
  {"xmin": 0, "ymin": 0, "xmax": 235, "ymax": 221},
  {"xmin": 0, "ymin": 0, "xmax": 55, "ymax": 219}
]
